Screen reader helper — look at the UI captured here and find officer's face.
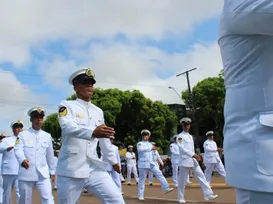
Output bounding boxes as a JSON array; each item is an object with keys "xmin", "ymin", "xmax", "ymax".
[
  {"xmin": 13, "ymin": 127, "xmax": 23, "ymax": 136},
  {"xmin": 143, "ymin": 135, "xmax": 150, "ymax": 141},
  {"xmin": 182, "ymin": 122, "xmax": 191, "ymax": 132},
  {"xmin": 31, "ymin": 115, "xmax": 44, "ymax": 129},
  {"xmin": 74, "ymin": 81, "xmax": 94, "ymax": 99},
  {"xmin": 208, "ymin": 135, "xmax": 214, "ymax": 140},
  {"xmin": 128, "ymin": 148, "xmax": 133, "ymax": 152}
]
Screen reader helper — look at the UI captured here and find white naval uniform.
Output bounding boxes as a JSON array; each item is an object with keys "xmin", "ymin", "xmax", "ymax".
[
  {"xmin": 125, "ymin": 151, "xmax": 138, "ymax": 184},
  {"xmin": 14, "ymin": 128, "xmax": 55, "ymax": 204},
  {"xmin": 170, "ymin": 143, "xmax": 190, "ymax": 186},
  {"xmin": 53, "ymin": 156, "xmax": 58, "ymax": 189},
  {"xmin": 203, "ymin": 139, "xmax": 226, "ymax": 184},
  {"xmin": 176, "ymin": 131, "xmax": 213, "ymax": 201},
  {"xmin": 102, "ymin": 144, "xmax": 122, "ymax": 192},
  {"xmin": 0, "ymin": 135, "xmax": 20, "ymax": 204},
  {"xmin": 219, "ymin": 1, "xmax": 273, "ymax": 203},
  {"xmin": 137, "ymin": 141, "xmax": 170, "ymax": 198},
  {"xmin": 56, "ymin": 98, "xmax": 125, "ymax": 204},
  {"xmin": 148, "ymin": 150, "xmax": 163, "ymax": 184}
]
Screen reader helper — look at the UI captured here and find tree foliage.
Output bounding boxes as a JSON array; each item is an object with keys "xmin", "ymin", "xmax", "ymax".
[
  {"xmin": 43, "ymin": 89, "xmax": 177, "ymax": 153},
  {"xmin": 182, "ymin": 70, "xmax": 225, "ymax": 146}
]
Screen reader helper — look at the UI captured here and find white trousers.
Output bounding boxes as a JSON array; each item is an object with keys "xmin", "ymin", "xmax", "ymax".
[
  {"xmin": 204, "ymin": 161, "xmax": 226, "ymax": 184},
  {"xmin": 236, "ymin": 188, "xmax": 273, "ymax": 204},
  {"xmin": 148, "ymin": 164, "xmax": 161, "ymax": 184},
  {"xmin": 2, "ymin": 175, "xmax": 20, "ymax": 204},
  {"xmin": 54, "ymin": 175, "xmax": 57, "ymax": 189},
  {"xmin": 178, "ymin": 160, "xmax": 213, "ymax": 201},
  {"xmin": 127, "ymin": 165, "xmax": 138, "ymax": 183},
  {"xmin": 138, "ymin": 165, "xmax": 169, "ymax": 198},
  {"xmin": 108, "ymin": 171, "xmax": 122, "ymax": 192},
  {"xmin": 18, "ymin": 178, "xmax": 54, "ymax": 204},
  {"xmin": 171, "ymin": 163, "xmax": 190, "ymax": 185},
  {"xmin": 57, "ymin": 168, "xmax": 125, "ymax": 204},
  {"xmin": 148, "ymin": 170, "xmax": 154, "ymax": 184}
]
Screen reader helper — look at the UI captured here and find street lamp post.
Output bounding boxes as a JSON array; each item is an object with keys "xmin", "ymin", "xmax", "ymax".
[{"xmin": 168, "ymin": 86, "xmax": 183, "ymax": 101}]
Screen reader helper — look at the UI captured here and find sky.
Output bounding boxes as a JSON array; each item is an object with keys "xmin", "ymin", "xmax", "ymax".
[{"xmin": 0, "ymin": 0, "xmax": 224, "ymax": 135}]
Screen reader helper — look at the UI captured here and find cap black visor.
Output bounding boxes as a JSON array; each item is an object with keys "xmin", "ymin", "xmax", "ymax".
[
  {"xmin": 12, "ymin": 124, "xmax": 23, "ymax": 129},
  {"xmin": 30, "ymin": 111, "xmax": 45, "ymax": 117},
  {"xmin": 73, "ymin": 74, "xmax": 96, "ymax": 85}
]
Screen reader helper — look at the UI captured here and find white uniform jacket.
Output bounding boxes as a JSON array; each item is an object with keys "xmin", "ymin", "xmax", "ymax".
[
  {"xmin": 14, "ymin": 128, "xmax": 55, "ymax": 181},
  {"xmin": 102, "ymin": 144, "xmax": 120, "ymax": 172},
  {"xmin": 170, "ymin": 143, "xmax": 179, "ymax": 164},
  {"xmin": 176, "ymin": 131, "xmax": 195, "ymax": 168},
  {"xmin": 137, "ymin": 141, "xmax": 154, "ymax": 169},
  {"xmin": 219, "ymin": 0, "xmax": 273, "ymax": 192},
  {"xmin": 125, "ymin": 152, "xmax": 137, "ymax": 167},
  {"xmin": 0, "ymin": 136, "xmax": 20, "ymax": 175},
  {"xmin": 151, "ymin": 150, "xmax": 163, "ymax": 166},
  {"xmin": 56, "ymin": 98, "xmax": 117, "ymax": 178},
  {"xmin": 203, "ymin": 139, "xmax": 221, "ymax": 164}
]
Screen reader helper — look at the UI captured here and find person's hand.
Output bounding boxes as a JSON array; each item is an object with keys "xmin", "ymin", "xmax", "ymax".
[
  {"xmin": 7, "ymin": 146, "xmax": 14, "ymax": 151},
  {"xmin": 193, "ymin": 154, "xmax": 201, "ymax": 162},
  {"xmin": 51, "ymin": 175, "xmax": 56, "ymax": 182},
  {"xmin": 159, "ymin": 163, "xmax": 164, "ymax": 170},
  {"xmin": 21, "ymin": 159, "xmax": 30, "ymax": 169},
  {"xmin": 217, "ymin": 148, "xmax": 223, "ymax": 152},
  {"xmin": 152, "ymin": 146, "xmax": 158, "ymax": 151},
  {"xmin": 112, "ymin": 164, "xmax": 121, "ymax": 173},
  {"xmin": 92, "ymin": 125, "xmax": 115, "ymax": 138}
]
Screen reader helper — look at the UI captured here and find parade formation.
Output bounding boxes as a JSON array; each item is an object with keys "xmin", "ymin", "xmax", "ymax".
[{"xmin": 0, "ymin": 68, "xmax": 228, "ymax": 204}]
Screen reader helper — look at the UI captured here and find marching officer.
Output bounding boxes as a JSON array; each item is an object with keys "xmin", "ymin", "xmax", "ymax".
[
  {"xmin": 53, "ymin": 150, "xmax": 59, "ymax": 190},
  {"xmin": 177, "ymin": 117, "xmax": 218, "ymax": 203},
  {"xmin": 14, "ymin": 107, "xmax": 55, "ymax": 204},
  {"xmin": 125, "ymin": 145, "xmax": 138, "ymax": 185},
  {"xmin": 101, "ymin": 137, "xmax": 123, "ymax": 194},
  {"xmin": 219, "ymin": 1, "xmax": 273, "ymax": 203},
  {"xmin": 170, "ymin": 136, "xmax": 191, "ymax": 187},
  {"xmin": 137, "ymin": 129, "xmax": 173, "ymax": 200},
  {"xmin": 0, "ymin": 121, "xmax": 23, "ymax": 204},
  {"xmin": 170, "ymin": 135, "xmax": 180, "ymax": 187},
  {"xmin": 203, "ymin": 131, "xmax": 226, "ymax": 184},
  {"xmin": 148, "ymin": 142, "xmax": 164, "ymax": 185},
  {"xmin": 56, "ymin": 68, "xmax": 124, "ymax": 204}
]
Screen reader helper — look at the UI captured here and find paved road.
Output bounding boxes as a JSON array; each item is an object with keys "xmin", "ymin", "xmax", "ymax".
[{"xmin": 12, "ymin": 177, "xmax": 236, "ymax": 203}]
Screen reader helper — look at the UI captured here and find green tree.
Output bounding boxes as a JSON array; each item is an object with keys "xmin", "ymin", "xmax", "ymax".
[
  {"xmin": 42, "ymin": 113, "xmax": 62, "ymax": 150},
  {"xmin": 43, "ymin": 89, "xmax": 177, "ymax": 153},
  {"xmin": 182, "ymin": 71, "xmax": 225, "ymax": 146}
]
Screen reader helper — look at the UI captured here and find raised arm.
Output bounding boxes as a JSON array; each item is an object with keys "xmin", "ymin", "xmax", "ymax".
[
  {"xmin": 58, "ymin": 101, "xmax": 94, "ymax": 141},
  {"xmin": 176, "ymin": 135, "xmax": 194, "ymax": 158},
  {"xmin": 203, "ymin": 142, "xmax": 217, "ymax": 152},
  {"xmin": 137, "ymin": 142, "xmax": 152, "ymax": 152}
]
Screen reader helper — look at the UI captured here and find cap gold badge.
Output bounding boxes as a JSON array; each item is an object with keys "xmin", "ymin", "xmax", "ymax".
[
  {"xmin": 85, "ymin": 68, "xmax": 93, "ymax": 77},
  {"xmin": 37, "ymin": 107, "xmax": 43, "ymax": 113}
]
